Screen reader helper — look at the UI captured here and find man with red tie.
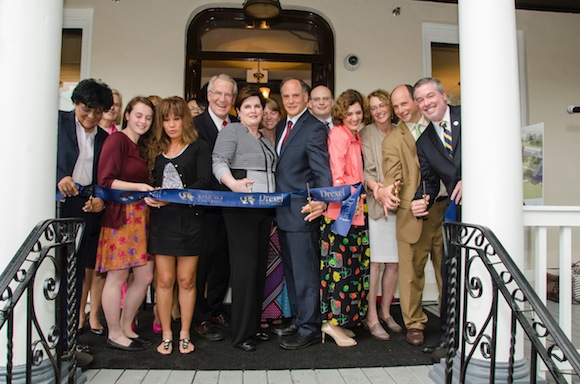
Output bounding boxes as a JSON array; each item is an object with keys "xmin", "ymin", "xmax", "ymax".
[{"xmin": 273, "ymin": 78, "xmax": 332, "ymax": 350}]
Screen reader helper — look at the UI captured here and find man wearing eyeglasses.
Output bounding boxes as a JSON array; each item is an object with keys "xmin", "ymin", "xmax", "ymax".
[
  {"xmin": 308, "ymin": 85, "xmax": 335, "ymax": 131},
  {"xmin": 187, "ymin": 98, "xmax": 206, "ymax": 118},
  {"xmin": 193, "ymin": 74, "xmax": 239, "ymax": 341}
]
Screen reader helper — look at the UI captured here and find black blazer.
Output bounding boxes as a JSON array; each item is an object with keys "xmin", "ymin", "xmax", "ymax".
[
  {"xmin": 57, "ymin": 110, "xmax": 108, "ymax": 186},
  {"xmin": 194, "ymin": 110, "xmax": 238, "ymax": 191},
  {"xmin": 275, "ymin": 110, "xmax": 332, "ymax": 232},
  {"xmin": 414, "ymin": 105, "xmax": 462, "ymax": 203}
]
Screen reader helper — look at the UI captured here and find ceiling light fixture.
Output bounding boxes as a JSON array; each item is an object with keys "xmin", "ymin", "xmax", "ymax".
[
  {"xmin": 243, "ymin": 0, "xmax": 282, "ymax": 19},
  {"xmin": 259, "ymin": 87, "xmax": 271, "ymax": 99}
]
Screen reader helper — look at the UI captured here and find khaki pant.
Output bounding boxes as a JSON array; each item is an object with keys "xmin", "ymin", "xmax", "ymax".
[{"xmin": 397, "ymin": 200, "xmax": 446, "ymax": 330}]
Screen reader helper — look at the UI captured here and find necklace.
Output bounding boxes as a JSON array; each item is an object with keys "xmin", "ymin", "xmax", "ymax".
[{"xmin": 166, "ymin": 143, "xmax": 184, "ymax": 157}]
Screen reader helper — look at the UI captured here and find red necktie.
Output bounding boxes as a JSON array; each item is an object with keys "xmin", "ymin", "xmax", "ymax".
[
  {"xmin": 282, "ymin": 121, "xmax": 293, "ymax": 144},
  {"xmin": 222, "ymin": 120, "xmax": 227, "ymax": 128}
]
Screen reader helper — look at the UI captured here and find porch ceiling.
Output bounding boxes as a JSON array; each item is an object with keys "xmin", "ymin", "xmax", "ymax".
[{"xmin": 413, "ymin": 0, "xmax": 580, "ymax": 14}]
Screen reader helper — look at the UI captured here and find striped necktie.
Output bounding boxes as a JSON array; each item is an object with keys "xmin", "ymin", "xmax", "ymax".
[{"xmin": 440, "ymin": 120, "xmax": 453, "ymax": 158}]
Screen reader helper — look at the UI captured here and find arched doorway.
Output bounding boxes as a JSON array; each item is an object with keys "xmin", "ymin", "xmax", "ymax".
[{"xmin": 185, "ymin": 7, "xmax": 334, "ymax": 101}]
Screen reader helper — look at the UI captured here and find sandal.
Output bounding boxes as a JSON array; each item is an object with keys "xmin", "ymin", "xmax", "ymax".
[
  {"xmin": 179, "ymin": 338, "xmax": 194, "ymax": 354},
  {"xmin": 157, "ymin": 338, "xmax": 173, "ymax": 355}
]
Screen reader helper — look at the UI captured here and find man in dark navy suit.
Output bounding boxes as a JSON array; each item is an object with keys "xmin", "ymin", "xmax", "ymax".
[
  {"xmin": 410, "ymin": 77, "xmax": 462, "ymax": 361},
  {"xmin": 57, "ymin": 78, "xmax": 113, "ymax": 367},
  {"xmin": 193, "ymin": 74, "xmax": 238, "ymax": 341},
  {"xmin": 273, "ymin": 78, "xmax": 332, "ymax": 350}
]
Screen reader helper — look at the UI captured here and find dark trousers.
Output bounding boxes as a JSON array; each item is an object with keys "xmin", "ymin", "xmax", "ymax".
[
  {"xmin": 194, "ymin": 209, "xmax": 230, "ymax": 323},
  {"xmin": 222, "ymin": 208, "xmax": 271, "ymax": 345},
  {"xmin": 278, "ymin": 229, "xmax": 321, "ymax": 337}
]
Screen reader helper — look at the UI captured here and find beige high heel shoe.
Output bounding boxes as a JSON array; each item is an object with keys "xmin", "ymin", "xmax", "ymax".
[
  {"xmin": 364, "ymin": 321, "xmax": 390, "ymax": 340},
  {"xmin": 321, "ymin": 322, "xmax": 357, "ymax": 347},
  {"xmin": 379, "ymin": 314, "xmax": 403, "ymax": 333}
]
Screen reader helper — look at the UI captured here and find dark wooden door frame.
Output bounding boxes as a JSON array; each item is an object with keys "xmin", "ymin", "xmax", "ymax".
[{"xmin": 185, "ymin": 7, "xmax": 334, "ymax": 101}]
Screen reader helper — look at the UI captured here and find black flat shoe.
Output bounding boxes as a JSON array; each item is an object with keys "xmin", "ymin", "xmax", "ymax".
[
  {"xmin": 280, "ymin": 333, "xmax": 318, "ymax": 350},
  {"xmin": 75, "ymin": 343, "xmax": 92, "ymax": 354},
  {"xmin": 234, "ymin": 340, "xmax": 256, "ymax": 352},
  {"xmin": 106, "ymin": 338, "xmax": 145, "ymax": 352},
  {"xmin": 422, "ymin": 340, "xmax": 447, "ymax": 354},
  {"xmin": 256, "ymin": 332, "xmax": 270, "ymax": 342},
  {"xmin": 129, "ymin": 336, "xmax": 151, "ymax": 346},
  {"xmin": 193, "ymin": 321, "xmax": 225, "ymax": 341},
  {"xmin": 272, "ymin": 323, "xmax": 298, "ymax": 336},
  {"xmin": 90, "ymin": 327, "xmax": 104, "ymax": 336}
]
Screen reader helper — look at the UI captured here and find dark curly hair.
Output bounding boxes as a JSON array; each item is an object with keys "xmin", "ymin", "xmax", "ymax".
[{"xmin": 71, "ymin": 78, "xmax": 113, "ymax": 111}]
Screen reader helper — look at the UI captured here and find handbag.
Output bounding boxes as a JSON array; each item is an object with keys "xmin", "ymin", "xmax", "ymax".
[
  {"xmin": 546, "ymin": 262, "xmax": 580, "ymax": 304},
  {"xmin": 572, "ymin": 262, "xmax": 580, "ymax": 304}
]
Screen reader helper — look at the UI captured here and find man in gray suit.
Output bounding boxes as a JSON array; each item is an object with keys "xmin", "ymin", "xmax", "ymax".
[{"xmin": 273, "ymin": 78, "xmax": 332, "ymax": 350}]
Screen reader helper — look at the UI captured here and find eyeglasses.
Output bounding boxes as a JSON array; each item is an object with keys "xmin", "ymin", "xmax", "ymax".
[
  {"xmin": 311, "ymin": 97, "xmax": 332, "ymax": 103},
  {"xmin": 370, "ymin": 103, "xmax": 388, "ymax": 112},
  {"xmin": 209, "ymin": 90, "xmax": 234, "ymax": 100},
  {"xmin": 188, "ymin": 106, "xmax": 205, "ymax": 112}
]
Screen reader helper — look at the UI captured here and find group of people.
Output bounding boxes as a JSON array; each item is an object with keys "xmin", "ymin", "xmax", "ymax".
[{"xmin": 56, "ymin": 73, "xmax": 462, "ymax": 364}]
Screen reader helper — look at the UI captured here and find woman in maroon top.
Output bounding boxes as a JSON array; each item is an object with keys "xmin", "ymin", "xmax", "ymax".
[{"xmin": 96, "ymin": 96, "xmax": 159, "ymax": 352}]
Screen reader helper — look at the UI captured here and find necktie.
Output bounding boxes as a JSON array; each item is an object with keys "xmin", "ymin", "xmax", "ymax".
[
  {"xmin": 440, "ymin": 121, "xmax": 453, "ymax": 158},
  {"xmin": 282, "ymin": 120, "xmax": 293, "ymax": 144},
  {"xmin": 413, "ymin": 123, "xmax": 422, "ymax": 140},
  {"xmin": 222, "ymin": 120, "xmax": 227, "ymax": 128}
]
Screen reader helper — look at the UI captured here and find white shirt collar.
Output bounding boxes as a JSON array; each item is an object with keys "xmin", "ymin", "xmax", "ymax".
[{"xmin": 208, "ymin": 107, "xmax": 230, "ymax": 132}]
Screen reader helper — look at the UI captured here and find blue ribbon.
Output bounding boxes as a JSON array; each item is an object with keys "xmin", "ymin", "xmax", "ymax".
[
  {"xmin": 56, "ymin": 182, "xmax": 364, "ymax": 232},
  {"xmin": 57, "ymin": 185, "xmax": 291, "ymax": 208},
  {"xmin": 329, "ymin": 183, "xmax": 363, "ymax": 237}
]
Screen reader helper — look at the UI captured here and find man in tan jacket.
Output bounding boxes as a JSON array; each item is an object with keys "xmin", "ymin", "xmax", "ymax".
[{"xmin": 379, "ymin": 84, "xmax": 444, "ymax": 347}]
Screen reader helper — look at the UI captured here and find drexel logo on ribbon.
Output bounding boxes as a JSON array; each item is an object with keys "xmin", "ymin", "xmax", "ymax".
[{"xmin": 57, "ymin": 183, "xmax": 364, "ymax": 236}]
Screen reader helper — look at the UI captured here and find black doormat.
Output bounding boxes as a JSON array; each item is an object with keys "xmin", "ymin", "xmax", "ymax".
[{"xmin": 81, "ymin": 304, "xmax": 441, "ymax": 370}]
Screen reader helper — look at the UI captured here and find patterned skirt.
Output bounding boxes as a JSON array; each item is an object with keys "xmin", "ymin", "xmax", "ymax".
[
  {"xmin": 320, "ymin": 216, "xmax": 370, "ymax": 328},
  {"xmin": 261, "ymin": 228, "xmax": 292, "ymax": 320},
  {"xmin": 95, "ymin": 201, "xmax": 153, "ymax": 272}
]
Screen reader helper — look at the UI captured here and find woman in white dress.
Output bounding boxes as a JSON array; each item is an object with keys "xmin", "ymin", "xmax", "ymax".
[{"xmin": 360, "ymin": 89, "xmax": 403, "ymax": 340}]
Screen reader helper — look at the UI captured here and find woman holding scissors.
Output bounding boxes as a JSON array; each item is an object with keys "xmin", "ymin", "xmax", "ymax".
[
  {"xmin": 212, "ymin": 86, "xmax": 277, "ymax": 352},
  {"xmin": 319, "ymin": 89, "xmax": 370, "ymax": 347}
]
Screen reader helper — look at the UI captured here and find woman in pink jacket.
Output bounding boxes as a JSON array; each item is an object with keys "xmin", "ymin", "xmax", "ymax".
[{"xmin": 319, "ymin": 89, "xmax": 370, "ymax": 347}]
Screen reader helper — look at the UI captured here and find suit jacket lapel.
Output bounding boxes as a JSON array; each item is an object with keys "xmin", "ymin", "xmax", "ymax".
[
  {"xmin": 426, "ymin": 122, "xmax": 453, "ymax": 164},
  {"xmin": 278, "ymin": 113, "xmax": 308, "ymax": 158}
]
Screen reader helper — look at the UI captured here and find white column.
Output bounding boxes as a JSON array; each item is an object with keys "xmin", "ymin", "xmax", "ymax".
[
  {"xmin": 459, "ymin": 0, "xmax": 524, "ymax": 368},
  {"xmin": 0, "ymin": 0, "xmax": 64, "ymax": 368}
]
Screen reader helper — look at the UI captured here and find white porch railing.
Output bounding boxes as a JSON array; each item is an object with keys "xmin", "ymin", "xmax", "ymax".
[{"xmin": 523, "ymin": 205, "xmax": 580, "ymax": 381}]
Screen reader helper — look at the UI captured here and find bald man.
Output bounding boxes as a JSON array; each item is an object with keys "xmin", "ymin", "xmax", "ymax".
[{"xmin": 308, "ymin": 85, "xmax": 335, "ymax": 130}]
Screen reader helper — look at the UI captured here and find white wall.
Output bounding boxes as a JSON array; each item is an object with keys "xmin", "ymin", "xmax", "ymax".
[{"xmin": 63, "ymin": 0, "xmax": 580, "ymax": 263}]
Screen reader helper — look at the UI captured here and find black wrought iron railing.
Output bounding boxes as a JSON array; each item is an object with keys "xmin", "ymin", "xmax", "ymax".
[
  {"xmin": 443, "ymin": 222, "xmax": 580, "ymax": 384},
  {"xmin": 0, "ymin": 218, "xmax": 84, "ymax": 384}
]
